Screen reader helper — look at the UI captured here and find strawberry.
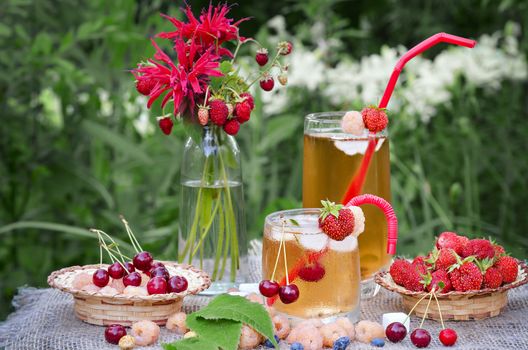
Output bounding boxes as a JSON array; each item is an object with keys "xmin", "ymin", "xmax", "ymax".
[
  {"xmin": 277, "ymin": 41, "xmax": 293, "ymax": 55},
  {"xmin": 278, "ymin": 73, "xmax": 288, "ymax": 86},
  {"xmin": 389, "ymin": 259, "xmax": 412, "ymax": 287},
  {"xmin": 255, "ymin": 48, "xmax": 269, "ymax": 66},
  {"xmin": 208, "ymin": 100, "xmax": 229, "ymax": 126},
  {"xmin": 448, "ymin": 256, "xmax": 483, "ymax": 292},
  {"xmin": 405, "ymin": 269, "xmax": 425, "ymax": 292},
  {"xmin": 436, "ymin": 231, "xmax": 464, "ymax": 256},
  {"xmin": 318, "ymin": 200, "xmax": 355, "ymax": 241},
  {"xmin": 461, "ymin": 239, "xmax": 495, "ymax": 260},
  {"xmin": 492, "ymin": 243, "xmax": 505, "ymax": 258},
  {"xmin": 435, "ymin": 248, "xmax": 459, "ymax": 271},
  {"xmin": 260, "ymin": 74, "xmax": 275, "ymax": 92},
  {"xmin": 239, "ymin": 93, "xmax": 255, "ymax": 110},
  {"xmin": 298, "ymin": 262, "xmax": 325, "ymax": 282},
  {"xmin": 412, "ymin": 256, "xmax": 429, "ymax": 275},
  {"xmin": 158, "ymin": 116, "xmax": 173, "ymax": 135},
  {"xmin": 426, "ymin": 270, "xmax": 452, "ymax": 293},
  {"xmin": 235, "ymin": 102, "xmax": 251, "ymax": 123},
  {"xmin": 198, "ymin": 107, "xmax": 209, "ymax": 126},
  {"xmin": 223, "ymin": 119, "xmax": 240, "ymax": 136},
  {"xmin": 483, "ymin": 267, "xmax": 503, "ymax": 289},
  {"xmin": 361, "ymin": 106, "xmax": 388, "ymax": 133},
  {"xmin": 136, "ymin": 78, "xmax": 156, "ymax": 96},
  {"xmin": 494, "ymin": 256, "xmax": 518, "ymax": 284}
]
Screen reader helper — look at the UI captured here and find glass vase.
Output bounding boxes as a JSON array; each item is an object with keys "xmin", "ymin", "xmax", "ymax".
[{"xmin": 179, "ymin": 125, "xmax": 248, "ymax": 293}]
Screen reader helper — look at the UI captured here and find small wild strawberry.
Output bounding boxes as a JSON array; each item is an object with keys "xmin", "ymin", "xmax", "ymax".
[
  {"xmin": 318, "ymin": 200, "xmax": 355, "ymax": 241},
  {"xmin": 361, "ymin": 106, "xmax": 388, "ymax": 133},
  {"xmin": 494, "ymin": 256, "xmax": 518, "ymax": 284},
  {"xmin": 208, "ymin": 100, "xmax": 229, "ymax": 126},
  {"xmin": 223, "ymin": 119, "xmax": 240, "ymax": 135},
  {"xmin": 255, "ymin": 48, "xmax": 269, "ymax": 66},
  {"xmin": 158, "ymin": 116, "xmax": 173, "ymax": 135},
  {"xmin": 278, "ymin": 73, "xmax": 288, "ymax": 86},
  {"xmin": 235, "ymin": 102, "xmax": 251, "ymax": 123},
  {"xmin": 277, "ymin": 41, "xmax": 293, "ymax": 55},
  {"xmin": 239, "ymin": 92, "xmax": 255, "ymax": 110},
  {"xmin": 136, "ymin": 79, "xmax": 157, "ymax": 96},
  {"xmin": 198, "ymin": 107, "xmax": 209, "ymax": 126},
  {"xmin": 260, "ymin": 74, "xmax": 275, "ymax": 92}
]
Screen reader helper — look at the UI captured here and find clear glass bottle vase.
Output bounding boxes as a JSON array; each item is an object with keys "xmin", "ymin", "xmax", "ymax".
[{"xmin": 179, "ymin": 125, "xmax": 248, "ymax": 292}]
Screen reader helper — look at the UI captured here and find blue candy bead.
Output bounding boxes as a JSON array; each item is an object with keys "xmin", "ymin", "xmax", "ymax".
[
  {"xmin": 371, "ymin": 337, "xmax": 385, "ymax": 347},
  {"xmin": 333, "ymin": 336, "xmax": 351, "ymax": 350},
  {"xmin": 263, "ymin": 335, "xmax": 280, "ymax": 348},
  {"xmin": 290, "ymin": 342, "xmax": 304, "ymax": 350}
]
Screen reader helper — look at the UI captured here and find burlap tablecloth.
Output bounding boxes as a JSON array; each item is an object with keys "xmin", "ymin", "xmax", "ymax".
[{"xmin": 1, "ymin": 256, "xmax": 528, "ymax": 349}]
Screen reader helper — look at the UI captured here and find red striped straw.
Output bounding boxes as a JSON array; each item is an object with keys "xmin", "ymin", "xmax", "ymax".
[{"xmin": 341, "ymin": 33, "xmax": 476, "ymax": 205}]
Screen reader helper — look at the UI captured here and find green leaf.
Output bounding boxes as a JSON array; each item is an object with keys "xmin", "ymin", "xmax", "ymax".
[
  {"xmin": 289, "ymin": 218, "xmax": 300, "ymax": 226},
  {"xmin": 219, "ymin": 61, "xmax": 233, "ymax": 75},
  {"xmin": 186, "ymin": 313, "xmax": 242, "ymax": 350},
  {"xmin": 194, "ymin": 294, "xmax": 277, "ymax": 348},
  {"xmin": 163, "ymin": 336, "xmax": 218, "ymax": 350}
]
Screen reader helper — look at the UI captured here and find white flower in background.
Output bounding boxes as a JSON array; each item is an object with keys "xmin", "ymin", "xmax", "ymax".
[
  {"xmin": 97, "ymin": 88, "xmax": 113, "ymax": 117},
  {"xmin": 287, "ymin": 45, "xmax": 326, "ymax": 91},
  {"xmin": 131, "ymin": 96, "xmax": 154, "ymax": 136}
]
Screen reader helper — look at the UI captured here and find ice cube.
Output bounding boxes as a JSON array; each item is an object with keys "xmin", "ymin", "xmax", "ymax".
[
  {"xmin": 298, "ymin": 233, "xmax": 329, "ymax": 251},
  {"xmin": 269, "ymin": 227, "xmax": 296, "ymax": 242},
  {"xmin": 349, "ymin": 206, "xmax": 365, "ymax": 236},
  {"xmin": 334, "ymin": 138, "xmax": 385, "ymax": 156},
  {"xmin": 329, "ymin": 235, "xmax": 358, "ymax": 252},
  {"xmin": 382, "ymin": 312, "xmax": 410, "ymax": 332}
]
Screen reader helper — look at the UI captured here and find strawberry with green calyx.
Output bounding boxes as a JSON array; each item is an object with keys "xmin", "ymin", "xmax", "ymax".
[
  {"xmin": 494, "ymin": 256, "xmax": 519, "ymax": 284},
  {"xmin": 318, "ymin": 200, "xmax": 355, "ymax": 241},
  {"xmin": 427, "ymin": 247, "xmax": 459, "ymax": 271},
  {"xmin": 422, "ymin": 270, "xmax": 452, "ymax": 293},
  {"xmin": 476, "ymin": 258, "xmax": 503, "ymax": 289},
  {"xmin": 361, "ymin": 106, "xmax": 388, "ymax": 133},
  {"xmin": 461, "ymin": 238, "xmax": 495, "ymax": 260},
  {"xmin": 448, "ymin": 255, "xmax": 483, "ymax": 292}
]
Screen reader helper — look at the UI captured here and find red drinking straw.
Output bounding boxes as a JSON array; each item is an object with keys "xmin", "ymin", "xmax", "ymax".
[{"xmin": 340, "ymin": 33, "xmax": 477, "ymax": 205}]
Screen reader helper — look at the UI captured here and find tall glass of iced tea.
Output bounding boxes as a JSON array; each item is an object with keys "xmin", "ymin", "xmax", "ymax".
[
  {"xmin": 262, "ymin": 209, "xmax": 361, "ymax": 321},
  {"xmin": 303, "ymin": 112, "xmax": 391, "ymax": 286}
]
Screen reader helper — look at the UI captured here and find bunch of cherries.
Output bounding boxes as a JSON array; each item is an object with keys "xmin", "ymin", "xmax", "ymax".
[{"xmin": 91, "ymin": 217, "xmax": 188, "ymax": 295}]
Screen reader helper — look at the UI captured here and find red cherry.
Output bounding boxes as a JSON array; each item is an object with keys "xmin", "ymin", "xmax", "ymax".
[
  {"xmin": 107, "ymin": 262, "xmax": 125, "ymax": 279},
  {"xmin": 167, "ymin": 276, "xmax": 188, "ymax": 293},
  {"xmin": 386, "ymin": 322, "xmax": 407, "ymax": 343},
  {"xmin": 439, "ymin": 329, "xmax": 457, "ymax": 346},
  {"xmin": 278, "ymin": 284, "xmax": 299, "ymax": 304},
  {"xmin": 410, "ymin": 328, "xmax": 431, "ymax": 348},
  {"xmin": 259, "ymin": 280, "xmax": 280, "ymax": 297},
  {"xmin": 92, "ymin": 269, "xmax": 109, "ymax": 287},
  {"xmin": 133, "ymin": 251, "xmax": 153, "ymax": 272},
  {"xmin": 255, "ymin": 48, "xmax": 269, "ymax": 66},
  {"xmin": 147, "ymin": 276, "xmax": 168, "ymax": 294},
  {"xmin": 298, "ymin": 262, "xmax": 326, "ymax": 282},
  {"xmin": 151, "ymin": 261, "xmax": 165, "ymax": 269},
  {"xmin": 260, "ymin": 76, "xmax": 275, "ymax": 91},
  {"xmin": 123, "ymin": 272, "xmax": 142, "ymax": 287},
  {"xmin": 149, "ymin": 266, "xmax": 169, "ymax": 280},
  {"xmin": 104, "ymin": 324, "xmax": 127, "ymax": 344},
  {"xmin": 123, "ymin": 262, "xmax": 135, "ymax": 273}
]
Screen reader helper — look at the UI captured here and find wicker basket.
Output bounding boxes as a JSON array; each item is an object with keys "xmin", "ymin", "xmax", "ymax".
[
  {"xmin": 48, "ymin": 262, "xmax": 210, "ymax": 326},
  {"xmin": 375, "ymin": 261, "xmax": 528, "ymax": 321}
]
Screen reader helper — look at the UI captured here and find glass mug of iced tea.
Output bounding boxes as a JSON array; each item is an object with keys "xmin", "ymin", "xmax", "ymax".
[
  {"xmin": 303, "ymin": 112, "xmax": 391, "ymax": 294},
  {"xmin": 260, "ymin": 195, "xmax": 397, "ymax": 321}
]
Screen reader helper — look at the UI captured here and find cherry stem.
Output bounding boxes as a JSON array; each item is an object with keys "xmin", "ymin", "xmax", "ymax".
[
  {"xmin": 403, "ymin": 290, "xmax": 432, "ymax": 325},
  {"xmin": 120, "ymin": 215, "xmax": 143, "ymax": 253},
  {"xmin": 282, "ymin": 223, "xmax": 289, "ymax": 285},
  {"xmin": 270, "ymin": 222, "xmax": 285, "ymax": 282},
  {"xmin": 94, "ymin": 229, "xmax": 127, "ymax": 264},
  {"xmin": 419, "ymin": 289, "xmax": 435, "ymax": 329},
  {"xmin": 432, "ymin": 289, "xmax": 445, "ymax": 329},
  {"xmin": 247, "ymin": 50, "xmax": 282, "ymax": 87},
  {"xmin": 91, "ymin": 229, "xmax": 128, "ymax": 272}
]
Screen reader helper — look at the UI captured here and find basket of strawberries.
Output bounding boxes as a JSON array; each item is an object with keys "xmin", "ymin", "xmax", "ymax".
[{"xmin": 375, "ymin": 232, "xmax": 528, "ymax": 321}]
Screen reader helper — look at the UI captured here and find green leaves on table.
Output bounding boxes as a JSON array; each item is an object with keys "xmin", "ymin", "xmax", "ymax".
[{"xmin": 163, "ymin": 294, "xmax": 278, "ymax": 350}]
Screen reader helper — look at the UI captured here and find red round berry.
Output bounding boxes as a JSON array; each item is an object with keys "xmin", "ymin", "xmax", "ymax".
[
  {"xmin": 255, "ymin": 48, "xmax": 269, "ymax": 66},
  {"xmin": 208, "ymin": 100, "xmax": 229, "ymax": 126},
  {"xmin": 223, "ymin": 119, "xmax": 240, "ymax": 135},
  {"xmin": 298, "ymin": 262, "xmax": 325, "ymax": 282},
  {"xmin": 105, "ymin": 324, "xmax": 127, "ymax": 344},
  {"xmin": 123, "ymin": 272, "xmax": 142, "ymax": 287},
  {"xmin": 133, "ymin": 251, "xmax": 153, "ymax": 272},
  {"xmin": 158, "ymin": 117, "xmax": 173, "ymax": 135},
  {"xmin": 151, "ymin": 261, "xmax": 165, "ymax": 269},
  {"xmin": 123, "ymin": 262, "xmax": 135, "ymax": 273},
  {"xmin": 259, "ymin": 280, "xmax": 280, "ymax": 297},
  {"xmin": 439, "ymin": 328, "xmax": 457, "ymax": 346},
  {"xmin": 278, "ymin": 284, "xmax": 299, "ymax": 304},
  {"xmin": 149, "ymin": 266, "xmax": 170, "ymax": 280},
  {"xmin": 235, "ymin": 102, "xmax": 251, "ymax": 123},
  {"xmin": 278, "ymin": 41, "xmax": 293, "ymax": 55},
  {"xmin": 92, "ymin": 269, "xmax": 109, "ymax": 287},
  {"xmin": 147, "ymin": 276, "xmax": 168, "ymax": 294},
  {"xmin": 260, "ymin": 75, "xmax": 275, "ymax": 92},
  {"xmin": 385, "ymin": 322, "xmax": 407, "ymax": 343},
  {"xmin": 136, "ymin": 79, "xmax": 157, "ymax": 96},
  {"xmin": 361, "ymin": 107, "xmax": 388, "ymax": 133},
  {"xmin": 108, "ymin": 262, "xmax": 125, "ymax": 279},
  {"xmin": 167, "ymin": 276, "xmax": 188, "ymax": 293},
  {"xmin": 410, "ymin": 328, "xmax": 431, "ymax": 348},
  {"xmin": 239, "ymin": 93, "xmax": 255, "ymax": 110}
]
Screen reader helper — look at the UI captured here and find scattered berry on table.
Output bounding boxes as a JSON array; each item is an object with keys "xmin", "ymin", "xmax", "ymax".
[
  {"xmin": 239, "ymin": 324, "xmax": 263, "ymax": 350},
  {"xmin": 286, "ymin": 324, "xmax": 323, "ymax": 350},
  {"xmin": 92, "ymin": 269, "xmax": 110, "ymax": 287},
  {"xmin": 495, "ymin": 256, "xmax": 518, "ymax": 284},
  {"xmin": 223, "ymin": 119, "xmax": 240, "ymax": 135},
  {"xmin": 123, "ymin": 271, "xmax": 142, "ymax": 287},
  {"xmin": 105, "ymin": 324, "xmax": 127, "ymax": 344},
  {"xmin": 133, "ymin": 251, "xmax": 153, "ymax": 272},
  {"xmin": 298, "ymin": 262, "xmax": 326, "ymax": 282},
  {"xmin": 461, "ymin": 239, "xmax": 495, "ymax": 260},
  {"xmin": 272, "ymin": 314, "xmax": 291, "ymax": 339},
  {"xmin": 158, "ymin": 117, "xmax": 173, "ymax": 135},
  {"xmin": 260, "ymin": 74, "xmax": 275, "ymax": 91},
  {"xmin": 255, "ymin": 48, "xmax": 269, "ymax": 66},
  {"xmin": 371, "ymin": 337, "xmax": 385, "ymax": 347},
  {"xmin": 167, "ymin": 275, "xmax": 188, "ymax": 293},
  {"xmin": 131, "ymin": 320, "xmax": 160, "ymax": 346},
  {"xmin": 385, "ymin": 322, "xmax": 407, "ymax": 343},
  {"xmin": 259, "ymin": 280, "xmax": 280, "ymax": 297},
  {"xmin": 361, "ymin": 106, "xmax": 388, "ymax": 133},
  {"xmin": 147, "ymin": 276, "xmax": 168, "ymax": 294},
  {"xmin": 318, "ymin": 200, "xmax": 355, "ymax": 241},
  {"xmin": 208, "ymin": 99, "xmax": 229, "ymax": 126},
  {"xmin": 332, "ymin": 336, "xmax": 350, "ymax": 350},
  {"xmin": 108, "ymin": 262, "xmax": 125, "ymax": 279},
  {"xmin": 335, "ymin": 317, "xmax": 355, "ymax": 339},
  {"xmin": 320, "ymin": 323, "xmax": 348, "ymax": 347},
  {"xmin": 290, "ymin": 342, "xmax": 304, "ymax": 350},
  {"xmin": 118, "ymin": 334, "xmax": 136, "ymax": 350},
  {"xmin": 166, "ymin": 312, "xmax": 188, "ymax": 334},
  {"xmin": 439, "ymin": 328, "xmax": 457, "ymax": 346},
  {"xmin": 263, "ymin": 334, "xmax": 279, "ymax": 348},
  {"xmin": 355, "ymin": 320, "xmax": 384, "ymax": 343},
  {"xmin": 279, "ymin": 284, "xmax": 299, "ymax": 304},
  {"xmin": 410, "ymin": 328, "xmax": 431, "ymax": 348}
]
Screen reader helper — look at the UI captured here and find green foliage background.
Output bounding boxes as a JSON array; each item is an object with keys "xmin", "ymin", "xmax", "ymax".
[{"xmin": 1, "ymin": 0, "xmax": 527, "ymax": 320}]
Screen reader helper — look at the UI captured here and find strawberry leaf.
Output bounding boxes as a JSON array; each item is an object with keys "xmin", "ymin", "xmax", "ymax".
[{"xmin": 163, "ymin": 336, "xmax": 219, "ymax": 350}]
